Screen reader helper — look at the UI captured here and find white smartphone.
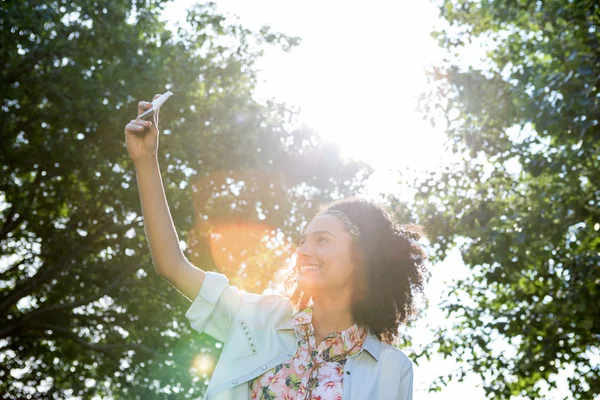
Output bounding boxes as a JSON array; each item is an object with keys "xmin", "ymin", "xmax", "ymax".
[{"xmin": 137, "ymin": 91, "xmax": 173, "ymax": 120}]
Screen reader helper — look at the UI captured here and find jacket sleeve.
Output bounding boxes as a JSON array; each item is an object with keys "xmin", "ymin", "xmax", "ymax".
[
  {"xmin": 398, "ymin": 358, "xmax": 414, "ymax": 400},
  {"xmin": 184, "ymin": 271, "xmax": 244, "ymax": 343}
]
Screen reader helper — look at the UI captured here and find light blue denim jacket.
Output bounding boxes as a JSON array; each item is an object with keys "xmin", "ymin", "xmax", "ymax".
[{"xmin": 185, "ymin": 271, "xmax": 414, "ymax": 399}]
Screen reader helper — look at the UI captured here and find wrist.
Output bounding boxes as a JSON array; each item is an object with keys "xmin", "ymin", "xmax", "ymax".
[{"xmin": 132, "ymin": 154, "xmax": 159, "ymax": 167}]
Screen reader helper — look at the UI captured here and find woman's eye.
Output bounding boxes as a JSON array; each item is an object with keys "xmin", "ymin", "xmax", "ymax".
[{"xmin": 296, "ymin": 237, "xmax": 328, "ymax": 246}]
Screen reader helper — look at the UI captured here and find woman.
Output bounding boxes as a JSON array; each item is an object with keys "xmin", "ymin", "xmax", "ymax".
[{"xmin": 125, "ymin": 98, "xmax": 427, "ymax": 399}]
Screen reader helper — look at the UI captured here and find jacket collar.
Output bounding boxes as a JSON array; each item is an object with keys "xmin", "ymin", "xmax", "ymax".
[
  {"xmin": 275, "ymin": 310, "xmax": 381, "ymax": 362},
  {"xmin": 362, "ymin": 332, "xmax": 381, "ymax": 361}
]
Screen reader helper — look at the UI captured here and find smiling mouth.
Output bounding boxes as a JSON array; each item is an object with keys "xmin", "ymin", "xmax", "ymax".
[{"xmin": 299, "ymin": 265, "xmax": 321, "ymax": 273}]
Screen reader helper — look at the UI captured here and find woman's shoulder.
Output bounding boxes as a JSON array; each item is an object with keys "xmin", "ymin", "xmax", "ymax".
[
  {"xmin": 237, "ymin": 288, "xmax": 293, "ymax": 308},
  {"xmin": 235, "ymin": 289, "xmax": 295, "ymax": 324},
  {"xmin": 377, "ymin": 341, "xmax": 413, "ymax": 369},
  {"xmin": 231, "ymin": 294, "xmax": 296, "ymax": 336}
]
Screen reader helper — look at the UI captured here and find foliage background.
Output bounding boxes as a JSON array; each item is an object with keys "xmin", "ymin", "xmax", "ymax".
[
  {"xmin": 2, "ymin": 0, "xmax": 599, "ymax": 399},
  {"xmin": 0, "ymin": 1, "xmax": 371, "ymax": 398},
  {"xmin": 414, "ymin": 0, "xmax": 599, "ymax": 398}
]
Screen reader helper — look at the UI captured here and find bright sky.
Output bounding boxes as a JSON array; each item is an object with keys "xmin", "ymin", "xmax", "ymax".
[
  {"xmin": 160, "ymin": 1, "xmax": 489, "ymax": 398},
  {"xmin": 164, "ymin": 0, "xmax": 453, "ymax": 197}
]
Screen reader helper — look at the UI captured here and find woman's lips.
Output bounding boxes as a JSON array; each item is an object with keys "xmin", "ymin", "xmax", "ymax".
[{"xmin": 299, "ymin": 264, "xmax": 321, "ymax": 273}]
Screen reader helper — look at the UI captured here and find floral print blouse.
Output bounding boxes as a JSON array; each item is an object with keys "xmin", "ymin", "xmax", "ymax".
[{"xmin": 250, "ymin": 307, "xmax": 367, "ymax": 400}]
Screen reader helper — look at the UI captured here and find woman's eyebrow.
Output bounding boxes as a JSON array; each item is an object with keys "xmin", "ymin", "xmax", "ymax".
[{"xmin": 299, "ymin": 230, "xmax": 336, "ymax": 241}]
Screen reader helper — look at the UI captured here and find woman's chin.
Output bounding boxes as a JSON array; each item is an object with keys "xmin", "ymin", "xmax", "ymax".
[{"xmin": 297, "ymin": 274, "xmax": 324, "ymax": 293}]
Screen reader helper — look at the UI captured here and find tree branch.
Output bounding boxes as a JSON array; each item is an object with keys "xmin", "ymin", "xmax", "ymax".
[
  {"xmin": 0, "ymin": 205, "xmax": 18, "ymax": 238},
  {"xmin": 0, "ymin": 173, "xmax": 42, "ymax": 243},
  {"xmin": 0, "ymin": 261, "xmax": 63, "ymax": 314},
  {"xmin": 0, "ymin": 256, "xmax": 34, "ymax": 282},
  {"xmin": 0, "ymin": 271, "xmax": 133, "ymax": 339},
  {"xmin": 28, "ymin": 322, "xmax": 154, "ymax": 354},
  {"xmin": 0, "ymin": 234, "xmax": 131, "ymax": 314},
  {"xmin": 21, "ymin": 271, "xmax": 131, "ymax": 321}
]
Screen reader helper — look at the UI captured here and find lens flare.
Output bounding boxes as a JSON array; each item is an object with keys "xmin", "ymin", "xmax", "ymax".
[
  {"xmin": 190, "ymin": 353, "xmax": 215, "ymax": 377},
  {"xmin": 208, "ymin": 222, "xmax": 294, "ymax": 292},
  {"xmin": 187, "ymin": 170, "xmax": 297, "ymax": 293}
]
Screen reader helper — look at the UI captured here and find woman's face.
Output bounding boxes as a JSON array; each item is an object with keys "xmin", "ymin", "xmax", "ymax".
[{"xmin": 295, "ymin": 213, "xmax": 356, "ymax": 294}]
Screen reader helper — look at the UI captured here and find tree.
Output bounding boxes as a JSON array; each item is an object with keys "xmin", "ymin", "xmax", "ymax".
[
  {"xmin": 414, "ymin": 0, "xmax": 599, "ymax": 398},
  {"xmin": 0, "ymin": 1, "xmax": 371, "ymax": 398}
]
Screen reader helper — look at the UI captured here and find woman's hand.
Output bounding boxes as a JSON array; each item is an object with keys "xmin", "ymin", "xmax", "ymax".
[{"xmin": 124, "ymin": 94, "xmax": 161, "ymax": 163}]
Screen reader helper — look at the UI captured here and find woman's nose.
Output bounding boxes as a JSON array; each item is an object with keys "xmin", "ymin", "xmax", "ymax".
[{"xmin": 296, "ymin": 241, "xmax": 310, "ymax": 256}]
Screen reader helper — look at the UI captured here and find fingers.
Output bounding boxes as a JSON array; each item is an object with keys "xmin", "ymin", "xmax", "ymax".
[
  {"xmin": 137, "ymin": 100, "xmax": 152, "ymax": 117},
  {"xmin": 136, "ymin": 94, "xmax": 162, "ymax": 117},
  {"xmin": 125, "ymin": 119, "xmax": 152, "ymax": 135}
]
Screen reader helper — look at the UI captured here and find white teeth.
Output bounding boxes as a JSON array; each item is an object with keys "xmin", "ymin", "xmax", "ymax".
[{"xmin": 300, "ymin": 265, "xmax": 320, "ymax": 272}]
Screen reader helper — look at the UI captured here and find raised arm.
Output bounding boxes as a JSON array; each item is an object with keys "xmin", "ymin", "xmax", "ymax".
[{"xmin": 124, "ymin": 96, "xmax": 205, "ymax": 300}]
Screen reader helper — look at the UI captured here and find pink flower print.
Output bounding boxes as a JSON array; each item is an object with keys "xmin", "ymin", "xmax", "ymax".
[
  {"xmin": 292, "ymin": 349, "xmax": 310, "ymax": 371},
  {"xmin": 348, "ymin": 327, "xmax": 359, "ymax": 341},
  {"xmin": 250, "ymin": 384, "xmax": 260, "ymax": 400},
  {"xmin": 297, "ymin": 383, "xmax": 308, "ymax": 397},
  {"xmin": 343, "ymin": 324, "xmax": 365, "ymax": 349},
  {"xmin": 266, "ymin": 372, "xmax": 281, "ymax": 387},
  {"xmin": 324, "ymin": 380, "xmax": 337, "ymax": 390},
  {"xmin": 312, "ymin": 379, "xmax": 341, "ymax": 399},
  {"xmin": 265, "ymin": 369, "xmax": 289, "ymax": 396},
  {"xmin": 324, "ymin": 334, "xmax": 342, "ymax": 349},
  {"xmin": 291, "ymin": 309, "xmax": 312, "ymax": 326},
  {"xmin": 257, "ymin": 370, "xmax": 275, "ymax": 387},
  {"xmin": 250, "ymin": 306, "xmax": 364, "ymax": 400},
  {"xmin": 334, "ymin": 364, "xmax": 344, "ymax": 375},
  {"xmin": 319, "ymin": 363, "xmax": 338, "ymax": 379}
]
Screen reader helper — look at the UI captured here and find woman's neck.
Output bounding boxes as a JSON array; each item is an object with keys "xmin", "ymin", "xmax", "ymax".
[{"xmin": 310, "ymin": 291, "xmax": 354, "ymax": 344}]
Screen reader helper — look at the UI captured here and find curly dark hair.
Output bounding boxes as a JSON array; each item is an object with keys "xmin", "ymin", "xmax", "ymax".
[{"xmin": 285, "ymin": 197, "xmax": 428, "ymax": 344}]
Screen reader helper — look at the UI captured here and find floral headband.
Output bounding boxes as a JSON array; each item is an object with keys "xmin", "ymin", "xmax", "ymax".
[{"xmin": 315, "ymin": 209, "xmax": 361, "ymax": 241}]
